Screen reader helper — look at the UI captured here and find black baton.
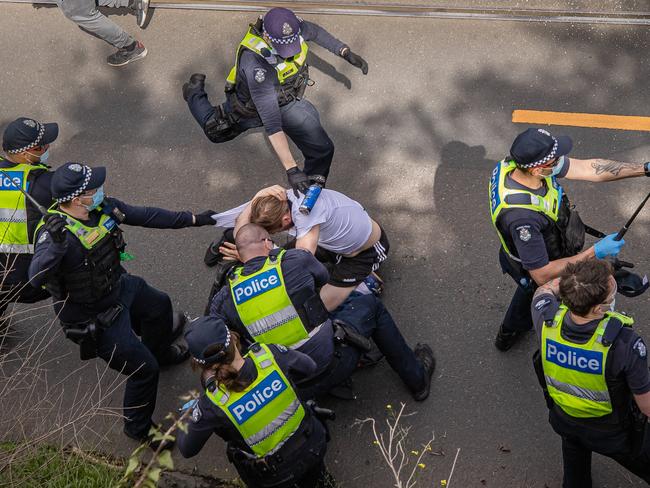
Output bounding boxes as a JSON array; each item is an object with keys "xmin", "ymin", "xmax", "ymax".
[{"xmin": 615, "ymin": 191, "xmax": 650, "ymax": 241}]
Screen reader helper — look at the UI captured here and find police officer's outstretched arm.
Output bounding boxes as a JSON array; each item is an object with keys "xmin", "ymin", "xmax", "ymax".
[
  {"xmin": 102, "ymin": 198, "xmax": 216, "ymax": 228},
  {"xmin": 564, "ymin": 157, "xmax": 648, "ymax": 182},
  {"xmin": 300, "ymin": 20, "xmax": 368, "ymax": 75}
]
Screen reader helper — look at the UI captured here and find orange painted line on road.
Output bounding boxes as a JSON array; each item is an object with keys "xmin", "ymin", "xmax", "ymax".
[{"xmin": 512, "ymin": 110, "xmax": 650, "ymax": 132}]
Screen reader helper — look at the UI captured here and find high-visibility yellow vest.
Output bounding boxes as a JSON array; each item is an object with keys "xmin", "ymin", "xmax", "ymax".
[
  {"xmin": 489, "ymin": 159, "xmax": 563, "ymax": 259},
  {"xmin": 541, "ymin": 304, "xmax": 633, "ymax": 418},
  {"xmin": 0, "ymin": 160, "xmax": 48, "ymax": 254},
  {"xmin": 229, "ymin": 249, "xmax": 310, "ymax": 347},
  {"xmin": 206, "ymin": 344, "xmax": 305, "ymax": 457},
  {"xmin": 226, "ymin": 26, "xmax": 309, "ymax": 86}
]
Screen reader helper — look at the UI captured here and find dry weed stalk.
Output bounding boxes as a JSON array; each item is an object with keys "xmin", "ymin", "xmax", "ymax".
[
  {"xmin": 355, "ymin": 403, "xmax": 436, "ymax": 488},
  {"xmin": 0, "ymin": 265, "xmax": 128, "ymax": 482}
]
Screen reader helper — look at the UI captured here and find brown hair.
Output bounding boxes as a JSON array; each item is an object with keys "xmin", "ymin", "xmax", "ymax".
[
  {"xmin": 191, "ymin": 332, "xmax": 251, "ymax": 392},
  {"xmin": 250, "ymin": 196, "xmax": 289, "ymax": 232},
  {"xmin": 559, "ymin": 259, "xmax": 613, "ymax": 316}
]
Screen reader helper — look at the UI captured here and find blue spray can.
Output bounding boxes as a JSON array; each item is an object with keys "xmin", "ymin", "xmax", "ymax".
[{"xmin": 299, "ymin": 184, "xmax": 322, "ymax": 215}]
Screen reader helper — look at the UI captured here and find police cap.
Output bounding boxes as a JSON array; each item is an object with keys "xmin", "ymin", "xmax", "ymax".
[
  {"xmin": 263, "ymin": 7, "xmax": 301, "ymax": 59},
  {"xmin": 51, "ymin": 163, "xmax": 106, "ymax": 203},
  {"xmin": 3, "ymin": 117, "xmax": 59, "ymax": 154},
  {"xmin": 510, "ymin": 128, "xmax": 573, "ymax": 169},
  {"xmin": 185, "ymin": 316, "xmax": 232, "ymax": 365}
]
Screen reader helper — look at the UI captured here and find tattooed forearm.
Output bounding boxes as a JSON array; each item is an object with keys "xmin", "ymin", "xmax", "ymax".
[{"xmin": 590, "ymin": 159, "xmax": 643, "ymax": 177}]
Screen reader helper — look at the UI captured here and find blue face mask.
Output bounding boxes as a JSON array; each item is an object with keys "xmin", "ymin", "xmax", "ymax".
[
  {"xmin": 39, "ymin": 149, "xmax": 50, "ymax": 163},
  {"xmin": 83, "ymin": 186, "xmax": 104, "ymax": 211},
  {"xmin": 551, "ymin": 156, "xmax": 566, "ymax": 177}
]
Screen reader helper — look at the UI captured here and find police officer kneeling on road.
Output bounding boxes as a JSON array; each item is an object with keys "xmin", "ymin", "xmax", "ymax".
[
  {"xmin": 182, "ymin": 7, "xmax": 368, "ymax": 195},
  {"xmin": 532, "ymin": 259, "xmax": 650, "ymax": 487},
  {"xmin": 210, "ymin": 223, "xmax": 435, "ymax": 402},
  {"xmin": 0, "ymin": 117, "xmax": 59, "ymax": 328},
  {"xmin": 489, "ymin": 127, "xmax": 649, "ymax": 351},
  {"xmin": 28, "ymin": 162, "xmax": 217, "ymax": 448},
  {"xmin": 177, "ymin": 315, "xmax": 334, "ymax": 488}
]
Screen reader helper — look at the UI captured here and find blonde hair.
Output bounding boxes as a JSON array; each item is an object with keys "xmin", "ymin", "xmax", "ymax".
[{"xmin": 250, "ymin": 196, "xmax": 289, "ymax": 232}]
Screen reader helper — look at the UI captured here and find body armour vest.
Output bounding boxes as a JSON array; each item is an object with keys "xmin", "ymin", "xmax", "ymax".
[
  {"xmin": 489, "ymin": 159, "xmax": 585, "ymax": 262},
  {"xmin": 541, "ymin": 304, "xmax": 634, "ymax": 419},
  {"xmin": 0, "ymin": 159, "xmax": 48, "ymax": 254},
  {"xmin": 206, "ymin": 344, "xmax": 306, "ymax": 458},
  {"xmin": 225, "ymin": 22, "xmax": 310, "ymax": 113},
  {"xmin": 35, "ymin": 205, "xmax": 125, "ymax": 304},
  {"xmin": 229, "ymin": 249, "xmax": 311, "ymax": 348}
]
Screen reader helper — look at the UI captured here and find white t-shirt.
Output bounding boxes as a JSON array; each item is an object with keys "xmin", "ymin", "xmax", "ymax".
[{"xmin": 287, "ymin": 189, "xmax": 372, "ymax": 255}]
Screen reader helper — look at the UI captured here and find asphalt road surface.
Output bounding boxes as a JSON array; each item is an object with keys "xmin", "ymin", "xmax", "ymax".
[{"xmin": 1, "ymin": 3, "xmax": 650, "ymax": 487}]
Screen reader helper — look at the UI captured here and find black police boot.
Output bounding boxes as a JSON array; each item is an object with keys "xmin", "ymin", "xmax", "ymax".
[
  {"xmin": 171, "ymin": 311, "xmax": 190, "ymax": 341},
  {"xmin": 412, "ymin": 343, "xmax": 435, "ymax": 402},
  {"xmin": 158, "ymin": 343, "xmax": 189, "ymax": 366},
  {"xmin": 494, "ymin": 324, "xmax": 520, "ymax": 352},
  {"xmin": 182, "ymin": 73, "xmax": 206, "ymax": 101},
  {"xmin": 124, "ymin": 422, "xmax": 175, "ymax": 451}
]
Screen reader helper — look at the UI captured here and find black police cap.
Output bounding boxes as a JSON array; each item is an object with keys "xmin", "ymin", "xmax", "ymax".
[
  {"xmin": 185, "ymin": 316, "xmax": 232, "ymax": 365},
  {"xmin": 510, "ymin": 128, "xmax": 573, "ymax": 169},
  {"xmin": 2, "ymin": 117, "xmax": 59, "ymax": 154},
  {"xmin": 51, "ymin": 163, "xmax": 106, "ymax": 203}
]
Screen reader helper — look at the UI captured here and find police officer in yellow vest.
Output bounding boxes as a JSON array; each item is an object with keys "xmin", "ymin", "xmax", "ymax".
[
  {"xmin": 177, "ymin": 315, "xmax": 332, "ymax": 488},
  {"xmin": 182, "ymin": 7, "xmax": 368, "ymax": 195},
  {"xmin": 489, "ymin": 128, "xmax": 649, "ymax": 351},
  {"xmin": 531, "ymin": 259, "xmax": 650, "ymax": 487},
  {"xmin": 0, "ymin": 117, "xmax": 59, "ymax": 327},
  {"xmin": 28, "ymin": 162, "xmax": 218, "ymax": 447}
]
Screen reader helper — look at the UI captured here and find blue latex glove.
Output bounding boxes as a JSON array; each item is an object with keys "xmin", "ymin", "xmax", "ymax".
[
  {"xmin": 179, "ymin": 399, "xmax": 198, "ymax": 413},
  {"xmin": 594, "ymin": 233, "xmax": 625, "ymax": 259}
]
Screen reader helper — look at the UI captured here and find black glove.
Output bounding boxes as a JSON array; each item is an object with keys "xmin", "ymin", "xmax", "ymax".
[
  {"xmin": 286, "ymin": 167, "xmax": 310, "ymax": 197},
  {"xmin": 193, "ymin": 210, "xmax": 217, "ymax": 227},
  {"xmin": 44, "ymin": 214, "xmax": 68, "ymax": 243},
  {"xmin": 182, "ymin": 73, "xmax": 206, "ymax": 102},
  {"xmin": 343, "ymin": 50, "xmax": 368, "ymax": 75}
]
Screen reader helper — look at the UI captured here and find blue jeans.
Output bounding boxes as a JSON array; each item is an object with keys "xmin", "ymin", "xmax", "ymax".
[
  {"xmin": 303, "ymin": 293, "xmax": 425, "ymax": 398},
  {"xmin": 95, "ymin": 274, "xmax": 174, "ymax": 438},
  {"xmin": 186, "ymin": 89, "xmax": 334, "ymax": 179}
]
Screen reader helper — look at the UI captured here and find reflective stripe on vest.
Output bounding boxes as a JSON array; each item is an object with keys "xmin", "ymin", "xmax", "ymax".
[
  {"xmin": 0, "ymin": 162, "xmax": 46, "ymax": 254},
  {"xmin": 226, "ymin": 27, "xmax": 309, "ymax": 86},
  {"xmin": 206, "ymin": 344, "xmax": 305, "ymax": 457},
  {"xmin": 541, "ymin": 304, "xmax": 634, "ymax": 418},
  {"xmin": 488, "ymin": 159, "xmax": 563, "ymax": 259},
  {"xmin": 229, "ymin": 249, "xmax": 309, "ymax": 347},
  {"xmin": 35, "ymin": 204, "xmax": 117, "ymax": 251}
]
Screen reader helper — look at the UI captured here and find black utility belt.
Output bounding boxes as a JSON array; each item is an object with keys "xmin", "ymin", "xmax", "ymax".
[{"xmin": 60, "ymin": 303, "xmax": 123, "ymax": 361}]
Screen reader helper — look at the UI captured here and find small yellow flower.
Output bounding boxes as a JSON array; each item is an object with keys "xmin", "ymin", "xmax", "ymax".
[
  {"xmin": 418, "ymin": 463, "xmax": 426, "ymax": 469},
  {"xmin": 386, "ymin": 404, "xmax": 393, "ymax": 410},
  {"xmin": 411, "ymin": 450, "xmax": 419, "ymax": 455},
  {"xmin": 441, "ymin": 480, "xmax": 447, "ymax": 486},
  {"xmin": 373, "ymin": 440, "xmax": 379, "ymax": 445},
  {"xmin": 425, "ymin": 446, "xmax": 432, "ymax": 451}
]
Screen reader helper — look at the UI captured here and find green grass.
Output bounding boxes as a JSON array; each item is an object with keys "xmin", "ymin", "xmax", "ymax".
[{"xmin": 0, "ymin": 443, "xmax": 122, "ymax": 488}]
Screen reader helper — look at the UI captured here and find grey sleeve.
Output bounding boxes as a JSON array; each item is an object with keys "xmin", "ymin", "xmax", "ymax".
[
  {"xmin": 530, "ymin": 293, "xmax": 560, "ymax": 342},
  {"xmin": 300, "ymin": 20, "xmax": 346, "ymax": 55}
]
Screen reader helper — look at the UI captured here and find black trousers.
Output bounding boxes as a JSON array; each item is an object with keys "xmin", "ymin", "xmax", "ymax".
[
  {"xmin": 233, "ymin": 417, "xmax": 329, "ymax": 488},
  {"xmin": 499, "ymin": 250, "xmax": 537, "ymax": 333},
  {"xmin": 0, "ymin": 282, "xmax": 50, "ymax": 324},
  {"xmin": 93, "ymin": 274, "xmax": 174, "ymax": 438},
  {"xmin": 550, "ymin": 410, "xmax": 650, "ymax": 487},
  {"xmin": 186, "ymin": 88, "xmax": 335, "ymax": 180}
]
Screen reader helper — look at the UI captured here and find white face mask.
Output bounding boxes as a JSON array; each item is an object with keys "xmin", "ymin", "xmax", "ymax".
[{"xmin": 600, "ymin": 283, "xmax": 617, "ymax": 313}]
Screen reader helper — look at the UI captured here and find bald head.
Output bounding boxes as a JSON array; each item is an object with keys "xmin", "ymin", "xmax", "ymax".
[{"xmin": 236, "ymin": 223, "xmax": 272, "ymax": 262}]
